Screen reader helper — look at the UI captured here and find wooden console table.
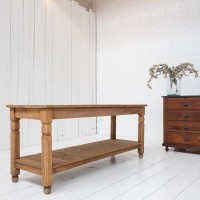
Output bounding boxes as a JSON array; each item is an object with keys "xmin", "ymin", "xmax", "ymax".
[{"xmin": 6, "ymin": 104, "xmax": 146, "ymax": 194}]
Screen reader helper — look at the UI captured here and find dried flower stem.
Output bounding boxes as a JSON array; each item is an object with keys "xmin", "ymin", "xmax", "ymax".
[{"xmin": 147, "ymin": 62, "xmax": 198, "ymax": 89}]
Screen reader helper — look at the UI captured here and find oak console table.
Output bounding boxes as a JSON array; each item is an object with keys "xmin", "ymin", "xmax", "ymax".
[{"xmin": 6, "ymin": 104, "xmax": 146, "ymax": 194}]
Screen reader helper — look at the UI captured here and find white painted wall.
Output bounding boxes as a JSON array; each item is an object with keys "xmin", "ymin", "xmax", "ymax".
[
  {"xmin": 0, "ymin": 0, "xmax": 96, "ymax": 151},
  {"xmin": 95, "ymin": 0, "xmax": 200, "ymax": 140}
]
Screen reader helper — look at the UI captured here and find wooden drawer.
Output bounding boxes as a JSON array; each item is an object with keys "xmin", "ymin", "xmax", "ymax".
[
  {"xmin": 167, "ymin": 98, "xmax": 200, "ymax": 110},
  {"xmin": 168, "ymin": 121, "xmax": 200, "ymax": 133},
  {"xmin": 166, "ymin": 132, "xmax": 200, "ymax": 145},
  {"xmin": 168, "ymin": 110, "xmax": 200, "ymax": 121}
]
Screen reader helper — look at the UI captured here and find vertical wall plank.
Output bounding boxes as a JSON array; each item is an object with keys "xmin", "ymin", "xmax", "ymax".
[
  {"xmin": 0, "ymin": 0, "xmax": 11, "ymax": 150},
  {"xmin": 28, "ymin": 0, "xmax": 37, "ymax": 146},
  {"xmin": 17, "ymin": 0, "xmax": 26, "ymax": 147},
  {"xmin": 45, "ymin": 0, "xmax": 57, "ymax": 142},
  {"xmin": 89, "ymin": 9, "xmax": 97, "ymax": 135},
  {"xmin": 52, "ymin": 0, "xmax": 63, "ymax": 105},
  {"xmin": 27, "ymin": 0, "xmax": 36, "ymax": 147},
  {"xmin": 71, "ymin": 1, "xmax": 79, "ymax": 138},
  {"xmin": 19, "ymin": 0, "xmax": 30, "ymax": 147},
  {"xmin": 17, "ymin": 0, "xmax": 24, "ymax": 104},
  {"xmin": 61, "ymin": 0, "xmax": 73, "ymax": 140},
  {"xmin": 34, "ymin": 0, "xmax": 46, "ymax": 104},
  {"xmin": 29, "ymin": 0, "xmax": 46, "ymax": 146},
  {"xmin": 45, "ymin": 0, "xmax": 53, "ymax": 104},
  {"xmin": 29, "ymin": 0, "xmax": 35, "ymax": 105},
  {"xmin": 52, "ymin": 0, "xmax": 64, "ymax": 141},
  {"xmin": 10, "ymin": 0, "xmax": 19, "ymax": 104},
  {"xmin": 78, "ymin": 6, "xmax": 90, "ymax": 137}
]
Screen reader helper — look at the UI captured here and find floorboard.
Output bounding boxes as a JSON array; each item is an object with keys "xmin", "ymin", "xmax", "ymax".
[{"xmin": 1, "ymin": 135, "xmax": 200, "ymax": 200}]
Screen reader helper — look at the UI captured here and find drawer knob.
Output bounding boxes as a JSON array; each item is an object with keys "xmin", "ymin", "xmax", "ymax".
[
  {"xmin": 183, "ymin": 102, "xmax": 189, "ymax": 107},
  {"xmin": 183, "ymin": 126, "xmax": 190, "ymax": 131},
  {"xmin": 183, "ymin": 135, "xmax": 191, "ymax": 142},
  {"xmin": 183, "ymin": 114, "xmax": 189, "ymax": 118}
]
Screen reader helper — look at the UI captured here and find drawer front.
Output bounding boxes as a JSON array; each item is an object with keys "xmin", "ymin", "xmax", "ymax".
[
  {"xmin": 166, "ymin": 132, "xmax": 200, "ymax": 145},
  {"xmin": 168, "ymin": 110, "xmax": 200, "ymax": 121},
  {"xmin": 167, "ymin": 98, "xmax": 200, "ymax": 110},
  {"xmin": 168, "ymin": 121, "xmax": 200, "ymax": 133}
]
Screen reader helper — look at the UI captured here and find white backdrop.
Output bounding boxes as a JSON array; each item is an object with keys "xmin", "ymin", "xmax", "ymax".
[
  {"xmin": 95, "ymin": 0, "xmax": 200, "ymax": 140},
  {"xmin": 0, "ymin": 0, "xmax": 96, "ymax": 150}
]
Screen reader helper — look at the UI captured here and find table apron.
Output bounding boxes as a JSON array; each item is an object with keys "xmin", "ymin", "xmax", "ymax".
[{"xmin": 14, "ymin": 107, "xmax": 144, "ymax": 120}]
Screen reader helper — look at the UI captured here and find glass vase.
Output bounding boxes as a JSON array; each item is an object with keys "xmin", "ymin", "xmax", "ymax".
[{"xmin": 167, "ymin": 77, "xmax": 181, "ymax": 96}]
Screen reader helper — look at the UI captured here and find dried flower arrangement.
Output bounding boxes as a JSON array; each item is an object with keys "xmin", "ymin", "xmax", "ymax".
[{"xmin": 147, "ymin": 62, "xmax": 198, "ymax": 90}]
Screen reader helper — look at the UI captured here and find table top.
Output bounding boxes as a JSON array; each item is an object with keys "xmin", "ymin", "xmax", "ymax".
[{"xmin": 6, "ymin": 104, "xmax": 147, "ymax": 109}]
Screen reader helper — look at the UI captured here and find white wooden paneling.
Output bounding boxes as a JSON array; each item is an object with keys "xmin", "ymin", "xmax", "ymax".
[
  {"xmin": 29, "ymin": 0, "xmax": 46, "ymax": 146},
  {"xmin": 10, "ymin": 0, "xmax": 19, "ymax": 104},
  {"xmin": 45, "ymin": 0, "xmax": 57, "ymax": 142},
  {"xmin": 71, "ymin": 1, "xmax": 80, "ymax": 138},
  {"xmin": 0, "ymin": 0, "xmax": 11, "ymax": 151},
  {"xmin": 61, "ymin": 0, "xmax": 73, "ymax": 140},
  {"xmin": 34, "ymin": 0, "xmax": 46, "ymax": 105},
  {"xmin": 78, "ymin": 5, "xmax": 90, "ymax": 137},
  {"xmin": 0, "ymin": 0, "xmax": 96, "ymax": 150},
  {"xmin": 52, "ymin": 0, "xmax": 64, "ymax": 141},
  {"xmin": 17, "ymin": 0, "xmax": 26, "ymax": 147},
  {"xmin": 89, "ymin": 9, "xmax": 97, "ymax": 135},
  {"xmin": 45, "ymin": 0, "xmax": 53, "ymax": 104}
]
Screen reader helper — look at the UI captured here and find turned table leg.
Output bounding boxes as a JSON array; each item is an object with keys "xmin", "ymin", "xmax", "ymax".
[
  {"xmin": 111, "ymin": 116, "xmax": 116, "ymax": 139},
  {"xmin": 41, "ymin": 109, "xmax": 53, "ymax": 195},
  {"xmin": 138, "ymin": 111, "xmax": 145, "ymax": 159},
  {"xmin": 10, "ymin": 108, "xmax": 20, "ymax": 183}
]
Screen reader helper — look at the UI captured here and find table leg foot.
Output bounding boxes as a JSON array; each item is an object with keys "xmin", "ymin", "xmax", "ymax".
[
  {"xmin": 12, "ymin": 175, "xmax": 19, "ymax": 183},
  {"xmin": 139, "ymin": 153, "xmax": 143, "ymax": 159},
  {"xmin": 44, "ymin": 186, "xmax": 51, "ymax": 195}
]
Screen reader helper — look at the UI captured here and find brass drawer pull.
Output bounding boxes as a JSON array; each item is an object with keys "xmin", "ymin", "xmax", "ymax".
[
  {"xmin": 183, "ymin": 114, "xmax": 189, "ymax": 119},
  {"xmin": 183, "ymin": 126, "xmax": 190, "ymax": 131},
  {"xmin": 183, "ymin": 102, "xmax": 189, "ymax": 107},
  {"xmin": 183, "ymin": 135, "xmax": 191, "ymax": 142}
]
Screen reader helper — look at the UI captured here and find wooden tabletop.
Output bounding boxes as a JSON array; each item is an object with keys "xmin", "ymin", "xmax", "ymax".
[{"xmin": 6, "ymin": 104, "xmax": 147, "ymax": 109}]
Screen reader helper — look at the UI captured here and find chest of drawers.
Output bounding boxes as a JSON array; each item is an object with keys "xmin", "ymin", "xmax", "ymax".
[{"xmin": 162, "ymin": 96, "xmax": 200, "ymax": 151}]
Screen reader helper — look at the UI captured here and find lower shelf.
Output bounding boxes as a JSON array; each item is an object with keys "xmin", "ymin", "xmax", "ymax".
[{"xmin": 16, "ymin": 139, "xmax": 141, "ymax": 175}]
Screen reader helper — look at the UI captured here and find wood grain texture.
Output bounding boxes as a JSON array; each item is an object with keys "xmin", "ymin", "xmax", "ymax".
[
  {"xmin": 10, "ymin": 108, "xmax": 20, "ymax": 179},
  {"xmin": 168, "ymin": 121, "xmax": 200, "ymax": 133},
  {"xmin": 166, "ymin": 132, "xmax": 200, "ymax": 146},
  {"xmin": 168, "ymin": 110, "xmax": 200, "ymax": 121},
  {"xmin": 16, "ymin": 139, "xmax": 140, "ymax": 174},
  {"xmin": 7, "ymin": 104, "xmax": 147, "ymax": 108},
  {"xmin": 167, "ymin": 98, "xmax": 200, "ymax": 110},
  {"xmin": 2, "ymin": 137, "xmax": 200, "ymax": 199},
  {"xmin": 111, "ymin": 116, "xmax": 116, "ymax": 139},
  {"xmin": 7, "ymin": 105, "xmax": 146, "ymax": 120},
  {"xmin": 163, "ymin": 96, "xmax": 200, "ymax": 151},
  {"xmin": 138, "ymin": 109, "xmax": 145, "ymax": 157},
  {"xmin": 41, "ymin": 110, "xmax": 53, "ymax": 188},
  {"xmin": 8, "ymin": 104, "xmax": 146, "ymax": 194}
]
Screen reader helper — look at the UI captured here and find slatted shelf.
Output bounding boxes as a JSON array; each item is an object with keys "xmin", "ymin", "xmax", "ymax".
[{"xmin": 16, "ymin": 139, "xmax": 140, "ymax": 174}]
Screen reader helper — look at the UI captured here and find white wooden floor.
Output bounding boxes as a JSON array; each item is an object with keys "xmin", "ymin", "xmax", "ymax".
[{"xmin": 1, "ymin": 135, "xmax": 200, "ymax": 200}]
